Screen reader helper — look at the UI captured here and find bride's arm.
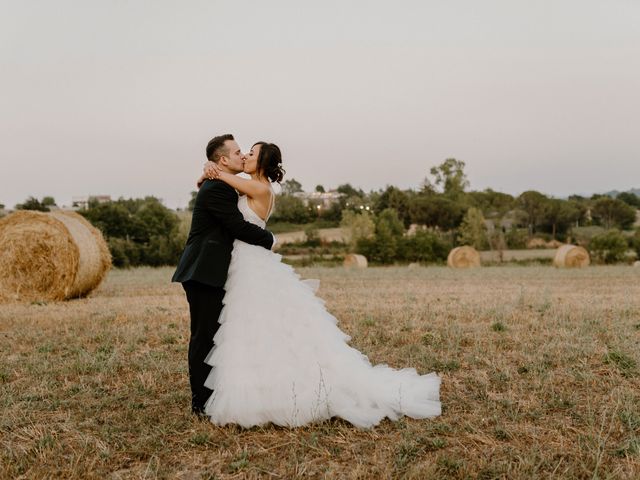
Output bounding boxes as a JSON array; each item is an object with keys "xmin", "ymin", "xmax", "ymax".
[{"xmin": 201, "ymin": 162, "xmax": 269, "ymax": 198}]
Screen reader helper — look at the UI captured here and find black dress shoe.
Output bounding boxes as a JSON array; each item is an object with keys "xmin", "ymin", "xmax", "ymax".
[{"xmin": 191, "ymin": 406, "xmax": 207, "ymax": 418}]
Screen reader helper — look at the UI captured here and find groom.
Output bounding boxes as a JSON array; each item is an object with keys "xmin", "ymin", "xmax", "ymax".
[{"xmin": 172, "ymin": 134, "xmax": 275, "ymax": 415}]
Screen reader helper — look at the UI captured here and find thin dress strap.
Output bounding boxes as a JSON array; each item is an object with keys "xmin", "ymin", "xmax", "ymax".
[{"xmin": 265, "ymin": 186, "xmax": 276, "ymax": 222}]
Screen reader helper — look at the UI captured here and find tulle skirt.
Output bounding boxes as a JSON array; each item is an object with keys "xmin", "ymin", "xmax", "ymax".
[{"xmin": 203, "ymin": 241, "xmax": 441, "ymax": 429}]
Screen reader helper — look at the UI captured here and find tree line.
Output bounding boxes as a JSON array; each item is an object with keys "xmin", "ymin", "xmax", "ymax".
[
  {"xmin": 273, "ymin": 160, "xmax": 637, "ymax": 235},
  {"xmin": 270, "ymin": 159, "xmax": 640, "ymax": 264},
  {"xmin": 6, "ymin": 158, "xmax": 640, "ymax": 266},
  {"xmin": 5, "ymin": 196, "xmax": 186, "ymax": 268}
]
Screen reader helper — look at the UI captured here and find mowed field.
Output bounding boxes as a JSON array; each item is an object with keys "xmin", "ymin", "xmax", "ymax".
[{"xmin": 1, "ymin": 265, "xmax": 639, "ymax": 479}]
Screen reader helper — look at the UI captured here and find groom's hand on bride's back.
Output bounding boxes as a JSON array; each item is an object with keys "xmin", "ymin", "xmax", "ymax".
[{"xmin": 201, "ymin": 180, "xmax": 275, "ymax": 251}]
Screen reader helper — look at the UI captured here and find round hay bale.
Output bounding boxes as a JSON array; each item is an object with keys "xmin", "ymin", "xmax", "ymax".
[
  {"xmin": 553, "ymin": 244, "xmax": 590, "ymax": 268},
  {"xmin": 526, "ymin": 237, "xmax": 547, "ymax": 249},
  {"xmin": 447, "ymin": 246, "xmax": 481, "ymax": 268},
  {"xmin": 634, "ymin": 261, "xmax": 640, "ymax": 268},
  {"xmin": 343, "ymin": 254, "xmax": 368, "ymax": 268},
  {"xmin": 0, "ymin": 210, "xmax": 111, "ymax": 302}
]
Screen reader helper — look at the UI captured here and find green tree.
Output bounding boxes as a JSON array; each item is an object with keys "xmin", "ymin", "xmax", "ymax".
[
  {"xmin": 82, "ymin": 201, "xmax": 136, "ymax": 238},
  {"xmin": 269, "ymin": 194, "xmax": 312, "ymax": 223},
  {"xmin": 541, "ymin": 198, "xmax": 582, "ymax": 239},
  {"xmin": 188, "ymin": 191, "xmax": 197, "ymax": 211},
  {"xmin": 516, "ymin": 190, "xmax": 548, "ymax": 236},
  {"xmin": 317, "ymin": 201, "xmax": 343, "ymax": 222},
  {"xmin": 315, "ymin": 185, "xmax": 325, "ymax": 193},
  {"xmin": 408, "ymin": 195, "xmax": 466, "ymax": 230},
  {"xmin": 136, "ymin": 199, "xmax": 179, "ymax": 242},
  {"xmin": 80, "ymin": 197, "xmax": 184, "ymax": 267},
  {"xmin": 42, "ymin": 196, "xmax": 56, "ymax": 207},
  {"xmin": 398, "ymin": 230, "xmax": 451, "ymax": 263},
  {"xmin": 374, "ymin": 186, "xmax": 412, "ymax": 226},
  {"xmin": 336, "ymin": 183, "xmax": 364, "ymax": 198},
  {"xmin": 304, "ymin": 225, "xmax": 321, "ymax": 247},
  {"xmin": 628, "ymin": 228, "xmax": 640, "ymax": 259},
  {"xmin": 340, "ymin": 210, "xmax": 375, "ymax": 250},
  {"xmin": 106, "ymin": 237, "xmax": 140, "ymax": 268},
  {"xmin": 617, "ymin": 191, "xmax": 640, "ymax": 208},
  {"xmin": 282, "ymin": 178, "xmax": 303, "ymax": 195},
  {"xmin": 377, "ymin": 208, "xmax": 404, "ymax": 237},
  {"xmin": 428, "ymin": 158, "xmax": 469, "ymax": 198},
  {"xmin": 371, "ymin": 209, "xmax": 402, "ymax": 263},
  {"xmin": 356, "ymin": 208, "xmax": 404, "ymax": 263},
  {"xmin": 591, "ymin": 197, "xmax": 637, "ymax": 230},
  {"xmin": 589, "ymin": 230, "xmax": 629, "ymax": 264},
  {"xmin": 568, "ymin": 194, "xmax": 588, "ymax": 203},
  {"xmin": 341, "ymin": 195, "xmax": 370, "ymax": 212},
  {"xmin": 458, "ymin": 207, "xmax": 487, "ymax": 249},
  {"xmin": 15, "ymin": 196, "xmax": 50, "ymax": 212},
  {"xmin": 467, "ymin": 189, "xmax": 514, "ymax": 218},
  {"xmin": 505, "ymin": 227, "xmax": 528, "ymax": 249},
  {"xmin": 336, "ymin": 184, "xmax": 365, "ymax": 213}
]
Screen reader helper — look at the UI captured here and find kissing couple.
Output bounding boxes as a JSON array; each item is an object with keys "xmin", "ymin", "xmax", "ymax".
[{"xmin": 172, "ymin": 134, "xmax": 441, "ymax": 428}]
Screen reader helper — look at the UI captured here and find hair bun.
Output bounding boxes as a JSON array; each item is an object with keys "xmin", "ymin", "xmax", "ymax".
[{"xmin": 253, "ymin": 142, "xmax": 285, "ymax": 183}]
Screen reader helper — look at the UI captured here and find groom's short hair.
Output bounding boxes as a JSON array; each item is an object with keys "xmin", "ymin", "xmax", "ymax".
[{"xmin": 206, "ymin": 134, "xmax": 234, "ymax": 162}]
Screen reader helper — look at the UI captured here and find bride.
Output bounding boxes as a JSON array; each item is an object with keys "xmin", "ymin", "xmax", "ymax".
[{"xmin": 195, "ymin": 142, "xmax": 441, "ymax": 429}]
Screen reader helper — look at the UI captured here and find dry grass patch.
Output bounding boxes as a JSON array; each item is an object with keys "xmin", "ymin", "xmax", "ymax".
[{"xmin": 1, "ymin": 265, "xmax": 639, "ymax": 478}]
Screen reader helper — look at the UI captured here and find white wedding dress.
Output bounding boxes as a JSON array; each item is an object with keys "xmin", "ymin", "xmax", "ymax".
[{"xmin": 203, "ymin": 194, "xmax": 441, "ymax": 428}]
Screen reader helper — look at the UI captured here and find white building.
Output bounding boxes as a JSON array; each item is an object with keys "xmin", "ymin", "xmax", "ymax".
[
  {"xmin": 71, "ymin": 195, "xmax": 112, "ymax": 210},
  {"xmin": 293, "ymin": 191, "xmax": 344, "ymax": 208}
]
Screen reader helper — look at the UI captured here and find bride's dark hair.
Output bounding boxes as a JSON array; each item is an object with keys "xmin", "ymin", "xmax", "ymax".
[{"xmin": 253, "ymin": 142, "xmax": 285, "ymax": 183}]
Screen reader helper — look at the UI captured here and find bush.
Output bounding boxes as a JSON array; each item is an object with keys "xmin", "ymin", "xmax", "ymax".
[
  {"xmin": 318, "ymin": 202, "xmax": 343, "ymax": 222},
  {"xmin": 457, "ymin": 207, "xmax": 488, "ymax": 249},
  {"xmin": 80, "ymin": 197, "xmax": 185, "ymax": 267},
  {"xmin": 269, "ymin": 195, "xmax": 312, "ymax": 223},
  {"xmin": 589, "ymin": 230, "xmax": 629, "ymax": 264},
  {"xmin": 304, "ymin": 225, "xmax": 321, "ymax": 247},
  {"xmin": 340, "ymin": 210, "xmax": 375, "ymax": 250},
  {"xmin": 107, "ymin": 237, "xmax": 140, "ymax": 268},
  {"xmin": 144, "ymin": 234, "xmax": 186, "ymax": 267},
  {"xmin": 356, "ymin": 210, "xmax": 450, "ymax": 265},
  {"xmin": 628, "ymin": 229, "xmax": 640, "ymax": 259},
  {"xmin": 398, "ymin": 230, "xmax": 451, "ymax": 263},
  {"xmin": 570, "ymin": 226, "xmax": 607, "ymax": 246},
  {"xmin": 356, "ymin": 209, "xmax": 404, "ymax": 264},
  {"xmin": 505, "ymin": 228, "xmax": 528, "ymax": 249},
  {"xmin": 15, "ymin": 196, "xmax": 52, "ymax": 212}
]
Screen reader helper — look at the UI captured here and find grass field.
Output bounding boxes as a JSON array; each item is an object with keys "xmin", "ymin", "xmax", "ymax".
[{"xmin": 1, "ymin": 265, "xmax": 639, "ymax": 479}]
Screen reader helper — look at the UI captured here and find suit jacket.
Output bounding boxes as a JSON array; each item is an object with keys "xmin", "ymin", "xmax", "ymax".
[{"xmin": 172, "ymin": 179, "xmax": 274, "ymax": 287}]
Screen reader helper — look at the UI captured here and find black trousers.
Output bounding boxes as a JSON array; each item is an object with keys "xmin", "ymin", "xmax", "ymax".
[{"xmin": 182, "ymin": 280, "xmax": 225, "ymax": 410}]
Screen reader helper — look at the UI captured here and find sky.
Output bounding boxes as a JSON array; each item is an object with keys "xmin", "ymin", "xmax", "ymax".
[{"xmin": 1, "ymin": 0, "xmax": 639, "ymax": 209}]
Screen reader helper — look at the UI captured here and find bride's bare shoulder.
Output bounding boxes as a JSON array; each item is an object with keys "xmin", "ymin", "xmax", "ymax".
[{"xmin": 249, "ymin": 179, "xmax": 271, "ymax": 193}]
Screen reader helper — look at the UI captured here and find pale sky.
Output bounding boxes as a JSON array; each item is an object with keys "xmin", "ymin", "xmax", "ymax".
[{"xmin": 1, "ymin": 0, "xmax": 639, "ymax": 209}]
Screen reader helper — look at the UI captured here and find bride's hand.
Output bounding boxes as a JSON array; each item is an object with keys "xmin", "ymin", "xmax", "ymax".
[{"xmin": 203, "ymin": 161, "xmax": 222, "ymax": 180}]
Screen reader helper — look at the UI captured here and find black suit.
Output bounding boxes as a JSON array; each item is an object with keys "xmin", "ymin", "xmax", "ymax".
[{"xmin": 172, "ymin": 179, "xmax": 273, "ymax": 411}]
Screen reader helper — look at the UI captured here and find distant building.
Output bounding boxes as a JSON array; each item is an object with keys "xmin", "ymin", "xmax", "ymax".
[
  {"xmin": 484, "ymin": 216, "xmax": 516, "ymax": 233},
  {"xmin": 293, "ymin": 191, "xmax": 344, "ymax": 208},
  {"xmin": 71, "ymin": 195, "xmax": 112, "ymax": 210}
]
